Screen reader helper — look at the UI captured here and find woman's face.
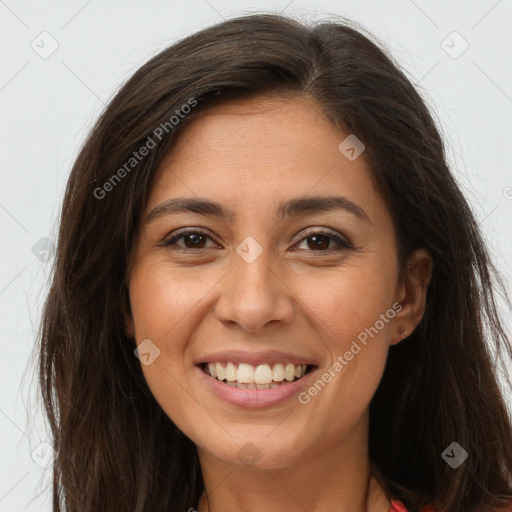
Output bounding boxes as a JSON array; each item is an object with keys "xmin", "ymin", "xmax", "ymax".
[{"xmin": 127, "ymin": 95, "xmax": 428, "ymax": 470}]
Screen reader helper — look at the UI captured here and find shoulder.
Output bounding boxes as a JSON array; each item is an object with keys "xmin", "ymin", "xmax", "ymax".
[
  {"xmin": 390, "ymin": 500, "xmax": 512, "ymax": 512},
  {"xmin": 389, "ymin": 500, "xmax": 436, "ymax": 512}
]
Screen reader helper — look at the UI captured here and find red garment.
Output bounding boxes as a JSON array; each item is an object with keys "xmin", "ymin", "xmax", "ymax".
[{"xmin": 390, "ymin": 499, "xmax": 436, "ymax": 512}]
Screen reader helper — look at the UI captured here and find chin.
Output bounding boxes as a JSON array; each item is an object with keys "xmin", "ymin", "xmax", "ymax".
[{"xmin": 196, "ymin": 431, "xmax": 305, "ymax": 470}]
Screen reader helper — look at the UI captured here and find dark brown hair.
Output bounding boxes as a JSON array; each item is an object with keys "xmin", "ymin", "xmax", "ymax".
[{"xmin": 38, "ymin": 12, "xmax": 512, "ymax": 512}]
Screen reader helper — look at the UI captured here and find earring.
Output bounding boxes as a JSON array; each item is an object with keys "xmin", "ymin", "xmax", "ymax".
[{"xmin": 398, "ymin": 327, "xmax": 407, "ymax": 337}]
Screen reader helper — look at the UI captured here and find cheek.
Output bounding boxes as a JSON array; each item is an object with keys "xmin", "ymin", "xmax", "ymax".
[
  {"xmin": 297, "ymin": 261, "xmax": 396, "ymax": 348},
  {"xmin": 129, "ymin": 261, "xmax": 212, "ymax": 341},
  {"xmin": 128, "ymin": 262, "xmax": 210, "ymax": 438},
  {"xmin": 293, "ymin": 263, "xmax": 395, "ymax": 414}
]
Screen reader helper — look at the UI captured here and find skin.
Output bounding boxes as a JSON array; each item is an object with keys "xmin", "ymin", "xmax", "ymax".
[{"xmin": 126, "ymin": 95, "xmax": 432, "ymax": 512}]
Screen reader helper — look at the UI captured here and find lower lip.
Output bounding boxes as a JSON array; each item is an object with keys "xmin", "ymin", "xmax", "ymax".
[{"xmin": 197, "ymin": 366, "xmax": 316, "ymax": 408}]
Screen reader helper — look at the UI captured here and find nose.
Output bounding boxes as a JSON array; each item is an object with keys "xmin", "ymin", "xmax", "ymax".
[{"xmin": 214, "ymin": 250, "xmax": 295, "ymax": 333}]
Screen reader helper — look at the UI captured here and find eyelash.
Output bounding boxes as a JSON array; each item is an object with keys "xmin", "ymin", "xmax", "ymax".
[{"xmin": 161, "ymin": 227, "xmax": 352, "ymax": 253}]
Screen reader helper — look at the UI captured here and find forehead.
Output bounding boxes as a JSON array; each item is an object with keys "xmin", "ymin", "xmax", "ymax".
[
  {"xmin": 147, "ymin": 95, "xmax": 382, "ymax": 219},
  {"xmin": 161, "ymin": 95, "xmax": 340, "ymax": 168}
]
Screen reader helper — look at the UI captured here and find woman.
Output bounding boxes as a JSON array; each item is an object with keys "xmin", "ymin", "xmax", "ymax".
[{"xmin": 38, "ymin": 12, "xmax": 512, "ymax": 512}]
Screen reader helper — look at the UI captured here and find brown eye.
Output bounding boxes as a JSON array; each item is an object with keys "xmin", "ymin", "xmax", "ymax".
[
  {"xmin": 181, "ymin": 233, "xmax": 207, "ymax": 248},
  {"xmin": 293, "ymin": 228, "xmax": 352, "ymax": 252},
  {"xmin": 162, "ymin": 229, "xmax": 217, "ymax": 251},
  {"xmin": 306, "ymin": 235, "xmax": 331, "ymax": 250}
]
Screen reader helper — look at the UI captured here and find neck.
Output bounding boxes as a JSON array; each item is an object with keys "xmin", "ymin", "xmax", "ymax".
[{"xmin": 196, "ymin": 411, "xmax": 390, "ymax": 512}]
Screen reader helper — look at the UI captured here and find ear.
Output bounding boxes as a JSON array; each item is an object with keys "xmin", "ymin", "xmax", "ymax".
[
  {"xmin": 124, "ymin": 314, "xmax": 135, "ymax": 339},
  {"xmin": 120, "ymin": 289, "xmax": 135, "ymax": 339},
  {"xmin": 391, "ymin": 248, "xmax": 433, "ymax": 345}
]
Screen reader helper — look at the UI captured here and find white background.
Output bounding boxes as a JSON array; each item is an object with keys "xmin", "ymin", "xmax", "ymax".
[{"xmin": 1, "ymin": 0, "xmax": 511, "ymax": 510}]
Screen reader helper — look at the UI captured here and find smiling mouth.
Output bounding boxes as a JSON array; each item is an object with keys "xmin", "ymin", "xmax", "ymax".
[{"xmin": 201, "ymin": 362, "xmax": 315, "ymax": 389}]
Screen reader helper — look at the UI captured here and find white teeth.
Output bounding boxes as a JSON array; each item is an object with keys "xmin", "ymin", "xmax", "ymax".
[
  {"xmin": 254, "ymin": 364, "xmax": 273, "ymax": 384},
  {"xmin": 237, "ymin": 363, "xmax": 254, "ymax": 383},
  {"xmin": 215, "ymin": 362, "xmax": 226, "ymax": 381},
  {"xmin": 206, "ymin": 361, "xmax": 310, "ymax": 386},
  {"xmin": 272, "ymin": 363, "xmax": 285, "ymax": 381},
  {"xmin": 225, "ymin": 362, "xmax": 237, "ymax": 381},
  {"xmin": 284, "ymin": 364, "xmax": 295, "ymax": 381}
]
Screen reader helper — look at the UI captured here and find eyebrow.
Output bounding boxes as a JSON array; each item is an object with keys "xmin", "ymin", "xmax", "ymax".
[{"xmin": 146, "ymin": 195, "xmax": 372, "ymax": 225}]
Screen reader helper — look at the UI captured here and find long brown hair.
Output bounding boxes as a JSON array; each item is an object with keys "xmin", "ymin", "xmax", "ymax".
[{"xmin": 38, "ymin": 13, "xmax": 512, "ymax": 512}]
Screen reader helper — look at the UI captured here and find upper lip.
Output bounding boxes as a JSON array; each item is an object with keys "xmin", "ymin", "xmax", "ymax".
[{"xmin": 196, "ymin": 350, "xmax": 318, "ymax": 366}]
